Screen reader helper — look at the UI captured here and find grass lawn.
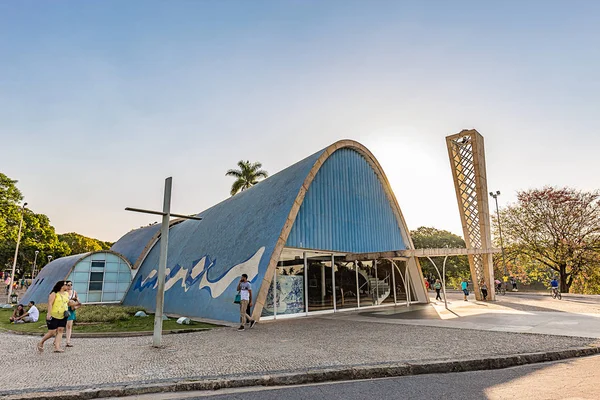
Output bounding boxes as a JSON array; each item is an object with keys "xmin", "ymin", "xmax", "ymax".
[{"xmin": 0, "ymin": 306, "xmax": 216, "ymax": 334}]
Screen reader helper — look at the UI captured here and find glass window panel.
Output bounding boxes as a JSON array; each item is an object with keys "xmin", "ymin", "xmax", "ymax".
[
  {"xmin": 78, "ymin": 293, "xmax": 87, "ymax": 303},
  {"xmin": 105, "ymin": 263, "xmax": 119, "ymax": 273},
  {"xmin": 273, "ymin": 253, "xmax": 305, "ymax": 315},
  {"xmin": 105, "ymin": 253, "xmax": 118, "ymax": 263},
  {"xmin": 104, "ymin": 282, "xmax": 117, "ymax": 292},
  {"xmin": 73, "ymin": 283, "xmax": 87, "ymax": 294},
  {"xmin": 335, "ymin": 258, "xmax": 358, "ymax": 310},
  {"xmin": 357, "ymin": 260, "xmax": 375, "ymax": 307},
  {"xmin": 115, "ymin": 292, "xmax": 126, "ymax": 301},
  {"xmin": 73, "ymin": 272, "xmax": 89, "ymax": 283},
  {"xmin": 91, "ymin": 253, "xmax": 106, "ymax": 261},
  {"xmin": 117, "ymin": 281, "xmax": 130, "ymax": 292},
  {"xmin": 105, "ymin": 272, "xmax": 118, "ymax": 282},
  {"xmin": 90, "ymin": 272, "xmax": 104, "ymax": 281},
  {"xmin": 89, "ymin": 281, "xmax": 103, "ymax": 291},
  {"xmin": 377, "ymin": 260, "xmax": 396, "ymax": 305},
  {"xmin": 119, "ymin": 264, "xmax": 131, "ymax": 274},
  {"xmin": 102, "ymin": 292, "xmax": 117, "ymax": 302},
  {"xmin": 91, "ymin": 260, "xmax": 105, "ymax": 269},
  {"xmin": 74, "ymin": 262, "xmax": 90, "ymax": 272},
  {"xmin": 87, "ymin": 292, "xmax": 101, "ymax": 302},
  {"xmin": 307, "ymin": 252, "xmax": 334, "ymax": 312}
]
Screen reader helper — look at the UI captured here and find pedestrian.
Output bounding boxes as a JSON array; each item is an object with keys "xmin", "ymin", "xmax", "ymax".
[
  {"xmin": 511, "ymin": 277, "xmax": 518, "ymax": 291},
  {"xmin": 461, "ymin": 279, "xmax": 469, "ymax": 301},
  {"xmin": 424, "ymin": 279, "xmax": 430, "ymax": 291},
  {"xmin": 480, "ymin": 280, "xmax": 488, "ymax": 300},
  {"xmin": 37, "ymin": 281, "xmax": 69, "ymax": 353},
  {"xmin": 13, "ymin": 301, "xmax": 39, "ymax": 323},
  {"xmin": 9, "ymin": 304, "xmax": 25, "ymax": 322},
  {"xmin": 65, "ymin": 280, "xmax": 81, "ymax": 347},
  {"xmin": 434, "ymin": 279, "xmax": 442, "ymax": 301},
  {"xmin": 236, "ymin": 274, "xmax": 256, "ymax": 331}
]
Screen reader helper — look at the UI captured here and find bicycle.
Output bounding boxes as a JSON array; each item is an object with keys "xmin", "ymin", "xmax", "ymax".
[
  {"xmin": 551, "ymin": 287, "xmax": 562, "ymax": 300},
  {"xmin": 495, "ymin": 284, "xmax": 506, "ymax": 296}
]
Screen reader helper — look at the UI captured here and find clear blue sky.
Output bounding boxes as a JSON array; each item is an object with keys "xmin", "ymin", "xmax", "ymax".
[{"xmin": 1, "ymin": 1, "xmax": 599, "ymax": 241}]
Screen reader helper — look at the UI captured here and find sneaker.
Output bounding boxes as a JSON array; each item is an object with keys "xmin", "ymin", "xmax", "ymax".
[
  {"xmin": 249, "ymin": 320, "xmax": 256, "ymax": 329},
  {"xmin": 237, "ymin": 325, "xmax": 245, "ymax": 331}
]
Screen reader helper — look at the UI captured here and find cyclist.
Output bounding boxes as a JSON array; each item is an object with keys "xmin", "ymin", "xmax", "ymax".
[
  {"xmin": 550, "ymin": 276, "xmax": 559, "ymax": 296},
  {"xmin": 494, "ymin": 278, "xmax": 502, "ymax": 292}
]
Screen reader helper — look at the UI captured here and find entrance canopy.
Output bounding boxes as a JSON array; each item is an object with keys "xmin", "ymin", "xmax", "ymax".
[{"xmin": 346, "ymin": 247, "xmax": 500, "ymax": 261}]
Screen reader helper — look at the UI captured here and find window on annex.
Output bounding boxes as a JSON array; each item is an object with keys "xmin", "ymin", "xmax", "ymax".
[{"xmin": 68, "ymin": 252, "xmax": 133, "ymax": 304}]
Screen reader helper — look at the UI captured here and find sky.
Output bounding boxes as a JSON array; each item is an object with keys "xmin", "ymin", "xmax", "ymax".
[{"xmin": 1, "ymin": 0, "xmax": 599, "ymax": 242}]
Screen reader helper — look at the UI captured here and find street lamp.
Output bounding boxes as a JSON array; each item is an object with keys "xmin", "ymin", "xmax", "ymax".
[
  {"xmin": 32, "ymin": 250, "xmax": 39, "ymax": 280},
  {"xmin": 489, "ymin": 191, "xmax": 508, "ymax": 277},
  {"xmin": 47, "ymin": 255, "xmax": 53, "ymax": 265},
  {"xmin": 7, "ymin": 202, "xmax": 27, "ymax": 303}
]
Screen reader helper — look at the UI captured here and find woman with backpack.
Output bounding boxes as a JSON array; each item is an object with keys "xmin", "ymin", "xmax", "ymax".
[{"xmin": 433, "ymin": 279, "xmax": 442, "ymax": 301}]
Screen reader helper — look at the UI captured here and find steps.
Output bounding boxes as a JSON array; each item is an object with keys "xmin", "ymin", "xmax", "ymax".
[{"xmin": 357, "ymin": 269, "xmax": 391, "ymax": 305}]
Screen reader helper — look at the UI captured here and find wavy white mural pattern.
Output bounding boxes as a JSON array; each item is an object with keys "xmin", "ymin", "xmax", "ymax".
[{"xmin": 132, "ymin": 247, "xmax": 265, "ymax": 298}]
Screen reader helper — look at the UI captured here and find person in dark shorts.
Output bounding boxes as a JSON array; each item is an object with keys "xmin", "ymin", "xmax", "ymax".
[{"xmin": 38, "ymin": 281, "xmax": 69, "ymax": 353}]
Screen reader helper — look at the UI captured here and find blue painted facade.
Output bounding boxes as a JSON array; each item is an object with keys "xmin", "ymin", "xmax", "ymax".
[
  {"xmin": 21, "ymin": 253, "xmax": 91, "ymax": 304},
  {"xmin": 121, "ymin": 149, "xmax": 326, "ymax": 323},
  {"xmin": 286, "ymin": 148, "xmax": 406, "ymax": 252}
]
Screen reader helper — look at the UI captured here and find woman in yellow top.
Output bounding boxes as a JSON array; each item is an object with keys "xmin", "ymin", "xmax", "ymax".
[{"xmin": 37, "ymin": 281, "xmax": 69, "ymax": 353}]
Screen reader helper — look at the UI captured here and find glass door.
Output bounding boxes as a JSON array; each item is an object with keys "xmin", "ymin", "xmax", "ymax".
[
  {"xmin": 334, "ymin": 258, "xmax": 358, "ymax": 309},
  {"xmin": 307, "ymin": 252, "xmax": 334, "ymax": 312}
]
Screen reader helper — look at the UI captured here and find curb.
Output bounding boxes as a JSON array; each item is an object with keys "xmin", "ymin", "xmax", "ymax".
[
  {"xmin": 4, "ymin": 345, "xmax": 600, "ymax": 400},
  {"xmin": 0, "ymin": 327, "xmax": 215, "ymax": 338}
]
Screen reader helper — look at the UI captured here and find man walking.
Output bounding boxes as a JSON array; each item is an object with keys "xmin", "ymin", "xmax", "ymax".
[{"xmin": 237, "ymin": 274, "xmax": 256, "ymax": 331}]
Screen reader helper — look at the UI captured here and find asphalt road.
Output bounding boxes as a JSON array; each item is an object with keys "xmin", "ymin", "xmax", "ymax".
[{"xmin": 117, "ymin": 354, "xmax": 600, "ymax": 400}]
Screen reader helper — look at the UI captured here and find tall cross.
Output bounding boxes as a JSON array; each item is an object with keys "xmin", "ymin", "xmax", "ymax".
[{"xmin": 126, "ymin": 177, "xmax": 201, "ymax": 347}]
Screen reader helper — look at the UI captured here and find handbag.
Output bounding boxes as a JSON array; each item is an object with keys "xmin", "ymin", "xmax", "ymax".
[
  {"xmin": 64, "ymin": 309, "xmax": 71, "ymax": 318},
  {"xmin": 233, "ymin": 293, "xmax": 241, "ymax": 304}
]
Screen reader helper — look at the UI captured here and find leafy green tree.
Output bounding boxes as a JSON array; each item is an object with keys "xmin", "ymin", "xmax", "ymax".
[
  {"xmin": 58, "ymin": 232, "xmax": 112, "ymax": 254},
  {"xmin": 225, "ymin": 161, "xmax": 268, "ymax": 196},
  {"xmin": 411, "ymin": 227, "xmax": 470, "ymax": 287},
  {"xmin": 496, "ymin": 187, "xmax": 600, "ymax": 293},
  {"xmin": 0, "ymin": 172, "xmax": 106, "ymax": 278}
]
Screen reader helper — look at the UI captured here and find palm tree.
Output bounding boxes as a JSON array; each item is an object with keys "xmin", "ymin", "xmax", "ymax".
[{"xmin": 226, "ymin": 160, "xmax": 269, "ymax": 196}]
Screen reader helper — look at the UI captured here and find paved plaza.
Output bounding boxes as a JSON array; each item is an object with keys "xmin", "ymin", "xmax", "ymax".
[
  {"xmin": 330, "ymin": 291, "xmax": 600, "ymax": 338},
  {"xmin": 1, "ymin": 292, "xmax": 599, "ymax": 398}
]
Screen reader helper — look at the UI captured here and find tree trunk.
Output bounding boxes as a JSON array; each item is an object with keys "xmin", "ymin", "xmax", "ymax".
[{"xmin": 559, "ymin": 265, "xmax": 569, "ymax": 293}]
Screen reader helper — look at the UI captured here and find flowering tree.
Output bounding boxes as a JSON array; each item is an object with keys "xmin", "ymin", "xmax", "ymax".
[{"xmin": 497, "ymin": 187, "xmax": 600, "ymax": 293}]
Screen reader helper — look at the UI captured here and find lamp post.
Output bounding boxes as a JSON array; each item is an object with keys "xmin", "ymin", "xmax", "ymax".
[
  {"xmin": 47, "ymin": 255, "xmax": 53, "ymax": 268},
  {"xmin": 7, "ymin": 202, "xmax": 27, "ymax": 303},
  {"xmin": 32, "ymin": 250, "xmax": 39, "ymax": 280},
  {"xmin": 489, "ymin": 191, "xmax": 507, "ymax": 277}
]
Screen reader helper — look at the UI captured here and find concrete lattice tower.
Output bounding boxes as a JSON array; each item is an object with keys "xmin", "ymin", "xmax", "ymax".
[{"xmin": 446, "ymin": 129, "xmax": 495, "ymax": 301}]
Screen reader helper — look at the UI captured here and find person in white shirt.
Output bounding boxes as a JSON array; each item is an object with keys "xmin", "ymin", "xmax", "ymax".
[
  {"xmin": 14, "ymin": 301, "xmax": 39, "ymax": 323},
  {"xmin": 236, "ymin": 274, "xmax": 256, "ymax": 331}
]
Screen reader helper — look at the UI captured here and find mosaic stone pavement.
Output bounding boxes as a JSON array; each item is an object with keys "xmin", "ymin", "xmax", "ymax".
[{"xmin": 2, "ymin": 316, "xmax": 597, "ymax": 396}]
